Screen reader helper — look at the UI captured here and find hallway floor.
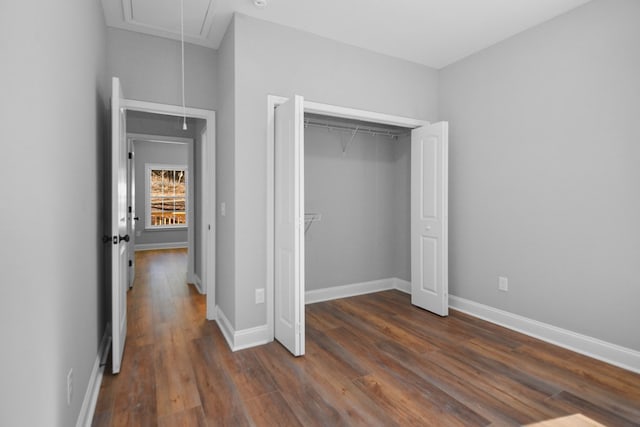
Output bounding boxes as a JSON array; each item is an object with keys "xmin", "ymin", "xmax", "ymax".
[{"xmin": 92, "ymin": 249, "xmax": 640, "ymax": 426}]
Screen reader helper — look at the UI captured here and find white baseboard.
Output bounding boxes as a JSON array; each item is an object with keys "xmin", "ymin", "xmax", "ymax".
[
  {"xmin": 215, "ymin": 306, "xmax": 270, "ymax": 352},
  {"xmin": 394, "ymin": 278, "xmax": 411, "ymax": 294},
  {"xmin": 449, "ymin": 295, "xmax": 640, "ymax": 374},
  {"xmin": 192, "ymin": 274, "xmax": 204, "ymax": 294},
  {"xmin": 76, "ymin": 328, "xmax": 111, "ymax": 427},
  {"xmin": 306, "ymin": 278, "xmax": 401, "ymax": 304},
  {"xmin": 134, "ymin": 242, "xmax": 188, "ymax": 251},
  {"xmin": 215, "ymin": 306, "xmax": 235, "ymax": 350}
]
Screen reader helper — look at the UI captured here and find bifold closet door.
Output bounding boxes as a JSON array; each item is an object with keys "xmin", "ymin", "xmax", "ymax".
[
  {"xmin": 274, "ymin": 95, "xmax": 306, "ymax": 356},
  {"xmin": 411, "ymin": 122, "xmax": 449, "ymax": 316}
]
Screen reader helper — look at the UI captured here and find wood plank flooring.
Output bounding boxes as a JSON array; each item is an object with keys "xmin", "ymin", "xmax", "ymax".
[{"xmin": 93, "ymin": 249, "xmax": 640, "ymax": 426}]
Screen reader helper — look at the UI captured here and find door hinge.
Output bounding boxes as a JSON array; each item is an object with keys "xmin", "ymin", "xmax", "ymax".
[
  {"xmin": 128, "ymin": 152, "xmax": 133, "ymax": 159},
  {"xmin": 129, "ymin": 260, "xmax": 133, "ymax": 267},
  {"xmin": 128, "ymin": 206, "xmax": 132, "ymax": 213}
]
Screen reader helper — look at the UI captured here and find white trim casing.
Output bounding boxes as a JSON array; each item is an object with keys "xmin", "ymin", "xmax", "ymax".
[
  {"xmin": 76, "ymin": 329, "xmax": 110, "ymax": 427},
  {"xmin": 197, "ymin": 125, "xmax": 208, "ymax": 296},
  {"xmin": 304, "ymin": 101, "xmax": 429, "ymax": 128},
  {"xmin": 449, "ymin": 295, "xmax": 640, "ymax": 375}
]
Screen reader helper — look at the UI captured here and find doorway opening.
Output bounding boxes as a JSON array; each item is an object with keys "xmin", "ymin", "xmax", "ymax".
[
  {"xmin": 123, "ymin": 100, "xmax": 217, "ymax": 321},
  {"xmin": 266, "ymin": 95, "xmax": 448, "ymax": 356},
  {"xmin": 109, "ymin": 77, "xmax": 216, "ymax": 374},
  {"xmin": 126, "ymin": 112, "xmax": 198, "ymax": 292}
]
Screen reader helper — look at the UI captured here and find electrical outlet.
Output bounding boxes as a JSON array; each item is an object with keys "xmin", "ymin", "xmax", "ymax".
[
  {"xmin": 67, "ymin": 369, "xmax": 73, "ymax": 406},
  {"xmin": 220, "ymin": 202, "xmax": 226, "ymax": 217},
  {"xmin": 255, "ymin": 288, "xmax": 265, "ymax": 304},
  {"xmin": 498, "ymin": 276, "xmax": 508, "ymax": 292}
]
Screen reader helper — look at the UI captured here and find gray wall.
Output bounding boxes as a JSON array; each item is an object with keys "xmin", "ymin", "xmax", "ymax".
[
  {"xmin": 127, "ymin": 110, "xmax": 198, "ymax": 138},
  {"xmin": 439, "ymin": 0, "xmax": 640, "ymax": 351},
  {"xmin": 107, "ymin": 28, "xmax": 217, "ymax": 110},
  {"xmin": 0, "ymin": 0, "xmax": 108, "ymax": 425},
  {"xmin": 229, "ymin": 13, "xmax": 439, "ymax": 330},
  {"xmin": 393, "ymin": 134, "xmax": 412, "ymax": 281},
  {"xmin": 216, "ymin": 17, "xmax": 237, "ymax": 326},
  {"xmin": 133, "ymin": 140, "xmax": 190, "ymax": 246},
  {"xmin": 305, "ymin": 127, "xmax": 410, "ymax": 290}
]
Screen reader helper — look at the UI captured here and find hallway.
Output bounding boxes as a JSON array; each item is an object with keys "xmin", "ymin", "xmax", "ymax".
[{"xmin": 93, "ymin": 249, "xmax": 213, "ymax": 425}]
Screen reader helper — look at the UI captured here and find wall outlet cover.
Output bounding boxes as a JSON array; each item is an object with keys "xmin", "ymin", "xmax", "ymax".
[{"xmin": 498, "ymin": 276, "xmax": 509, "ymax": 292}]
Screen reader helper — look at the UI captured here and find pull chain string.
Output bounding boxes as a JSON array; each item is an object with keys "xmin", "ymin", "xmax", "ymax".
[{"xmin": 181, "ymin": 0, "xmax": 187, "ymax": 130}]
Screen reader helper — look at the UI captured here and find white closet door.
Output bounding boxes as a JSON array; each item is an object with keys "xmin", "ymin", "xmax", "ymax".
[
  {"xmin": 274, "ymin": 95, "xmax": 305, "ymax": 356},
  {"xmin": 111, "ymin": 77, "xmax": 129, "ymax": 373},
  {"xmin": 411, "ymin": 122, "xmax": 449, "ymax": 316}
]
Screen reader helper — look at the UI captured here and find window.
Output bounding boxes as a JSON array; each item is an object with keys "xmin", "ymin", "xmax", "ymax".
[{"xmin": 145, "ymin": 164, "xmax": 188, "ymax": 229}]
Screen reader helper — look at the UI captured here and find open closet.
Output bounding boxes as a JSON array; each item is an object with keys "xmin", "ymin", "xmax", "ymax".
[
  {"xmin": 271, "ymin": 95, "xmax": 448, "ymax": 357},
  {"xmin": 303, "ymin": 114, "xmax": 412, "ymax": 298}
]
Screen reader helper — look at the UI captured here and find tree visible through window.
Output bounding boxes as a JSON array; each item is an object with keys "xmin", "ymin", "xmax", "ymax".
[{"xmin": 146, "ymin": 165, "xmax": 188, "ymax": 228}]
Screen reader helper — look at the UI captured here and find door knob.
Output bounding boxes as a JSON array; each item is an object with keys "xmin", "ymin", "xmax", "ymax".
[
  {"xmin": 119, "ymin": 234, "xmax": 130, "ymax": 243},
  {"xmin": 133, "ymin": 217, "xmax": 140, "ymax": 221}
]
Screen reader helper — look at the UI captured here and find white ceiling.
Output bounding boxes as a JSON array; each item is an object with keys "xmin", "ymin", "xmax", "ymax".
[{"xmin": 101, "ymin": 0, "xmax": 592, "ymax": 69}]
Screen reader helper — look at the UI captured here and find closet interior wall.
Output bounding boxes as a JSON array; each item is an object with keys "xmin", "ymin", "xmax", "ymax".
[{"xmin": 304, "ymin": 114, "xmax": 411, "ymax": 292}]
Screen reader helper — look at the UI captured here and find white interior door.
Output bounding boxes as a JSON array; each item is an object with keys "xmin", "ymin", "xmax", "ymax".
[
  {"xmin": 127, "ymin": 139, "xmax": 136, "ymax": 288},
  {"xmin": 411, "ymin": 122, "xmax": 449, "ymax": 316},
  {"xmin": 111, "ymin": 77, "xmax": 128, "ymax": 373},
  {"xmin": 274, "ymin": 95, "xmax": 305, "ymax": 356}
]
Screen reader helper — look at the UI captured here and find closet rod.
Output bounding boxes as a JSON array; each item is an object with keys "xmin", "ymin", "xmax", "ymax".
[{"xmin": 304, "ymin": 119, "xmax": 406, "ymax": 140}]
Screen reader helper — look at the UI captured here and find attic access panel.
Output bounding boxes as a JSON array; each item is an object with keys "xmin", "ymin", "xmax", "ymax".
[{"xmin": 125, "ymin": 0, "xmax": 214, "ymax": 38}]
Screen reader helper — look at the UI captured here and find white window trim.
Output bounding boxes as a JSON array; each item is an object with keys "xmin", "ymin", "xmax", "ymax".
[{"xmin": 145, "ymin": 163, "xmax": 189, "ymax": 230}]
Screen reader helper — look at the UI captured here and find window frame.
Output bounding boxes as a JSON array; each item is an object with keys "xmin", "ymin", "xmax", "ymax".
[{"xmin": 144, "ymin": 163, "xmax": 189, "ymax": 230}]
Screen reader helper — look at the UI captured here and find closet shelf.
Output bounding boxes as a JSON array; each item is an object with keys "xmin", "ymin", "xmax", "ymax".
[
  {"xmin": 304, "ymin": 213, "xmax": 322, "ymax": 233},
  {"xmin": 304, "ymin": 115, "xmax": 409, "ymax": 141}
]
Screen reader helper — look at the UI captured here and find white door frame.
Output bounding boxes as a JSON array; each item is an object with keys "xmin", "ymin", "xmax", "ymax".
[
  {"xmin": 266, "ymin": 95, "xmax": 429, "ymax": 340},
  {"xmin": 125, "ymin": 99, "xmax": 217, "ymax": 320}
]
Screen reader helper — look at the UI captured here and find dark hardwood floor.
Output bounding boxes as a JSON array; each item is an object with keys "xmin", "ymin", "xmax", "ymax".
[{"xmin": 93, "ymin": 249, "xmax": 640, "ymax": 426}]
